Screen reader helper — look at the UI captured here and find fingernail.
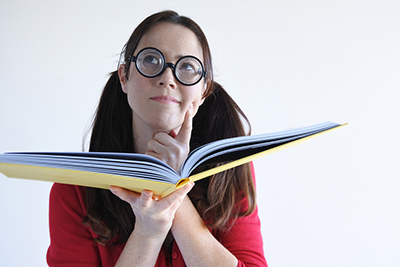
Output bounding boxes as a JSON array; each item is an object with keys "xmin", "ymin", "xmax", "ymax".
[
  {"xmin": 185, "ymin": 181, "xmax": 194, "ymax": 190},
  {"xmin": 169, "ymin": 130, "xmax": 177, "ymax": 138},
  {"xmin": 142, "ymin": 190, "xmax": 152, "ymax": 198},
  {"xmin": 109, "ymin": 186, "xmax": 118, "ymax": 194}
]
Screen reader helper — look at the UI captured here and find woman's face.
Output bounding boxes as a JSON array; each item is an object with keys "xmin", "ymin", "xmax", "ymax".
[{"xmin": 119, "ymin": 22, "xmax": 205, "ymax": 136}]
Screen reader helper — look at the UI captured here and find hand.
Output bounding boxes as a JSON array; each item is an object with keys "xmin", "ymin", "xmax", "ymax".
[
  {"xmin": 110, "ymin": 181, "xmax": 194, "ymax": 239},
  {"xmin": 145, "ymin": 104, "xmax": 193, "ymax": 171}
]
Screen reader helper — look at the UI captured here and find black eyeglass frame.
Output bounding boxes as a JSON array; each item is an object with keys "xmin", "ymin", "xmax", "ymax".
[{"xmin": 129, "ymin": 47, "xmax": 206, "ymax": 86}]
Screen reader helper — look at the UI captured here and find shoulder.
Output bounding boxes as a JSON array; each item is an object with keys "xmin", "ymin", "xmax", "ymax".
[
  {"xmin": 50, "ymin": 183, "xmax": 86, "ymax": 202},
  {"xmin": 49, "ymin": 183, "xmax": 87, "ymax": 216},
  {"xmin": 47, "ymin": 184, "xmax": 108, "ymax": 266}
]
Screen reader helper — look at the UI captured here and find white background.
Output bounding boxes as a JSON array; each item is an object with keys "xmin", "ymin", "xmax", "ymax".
[{"xmin": 1, "ymin": 1, "xmax": 399, "ymax": 266}]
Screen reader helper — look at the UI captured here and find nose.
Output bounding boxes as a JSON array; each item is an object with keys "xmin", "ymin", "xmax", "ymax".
[{"xmin": 157, "ymin": 64, "xmax": 177, "ymax": 89}]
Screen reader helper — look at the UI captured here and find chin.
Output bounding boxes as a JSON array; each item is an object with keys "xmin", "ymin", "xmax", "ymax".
[{"xmin": 152, "ymin": 122, "xmax": 180, "ymax": 134}]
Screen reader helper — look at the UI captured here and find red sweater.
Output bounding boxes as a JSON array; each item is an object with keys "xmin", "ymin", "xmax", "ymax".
[{"xmin": 47, "ymin": 167, "xmax": 268, "ymax": 267}]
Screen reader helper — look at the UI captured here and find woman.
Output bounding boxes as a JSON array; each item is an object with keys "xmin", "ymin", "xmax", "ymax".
[{"xmin": 47, "ymin": 10, "xmax": 268, "ymax": 267}]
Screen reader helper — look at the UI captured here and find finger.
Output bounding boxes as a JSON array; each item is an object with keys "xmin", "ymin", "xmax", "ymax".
[
  {"xmin": 169, "ymin": 130, "xmax": 177, "ymax": 138},
  {"xmin": 109, "ymin": 186, "xmax": 140, "ymax": 203},
  {"xmin": 110, "ymin": 186, "xmax": 157, "ymax": 208},
  {"xmin": 159, "ymin": 182, "xmax": 194, "ymax": 210},
  {"xmin": 146, "ymin": 132, "xmax": 181, "ymax": 155},
  {"xmin": 146, "ymin": 136, "xmax": 168, "ymax": 154},
  {"xmin": 153, "ymin": 132, "xmax": 176, "ymax": 146},
  {"xmin": 174, "ymin": 104, "xmax": 193, "ymax": 144},
  {"xmin": 140, "ymin": 189, "xmax": 154, "ymax": 207}
]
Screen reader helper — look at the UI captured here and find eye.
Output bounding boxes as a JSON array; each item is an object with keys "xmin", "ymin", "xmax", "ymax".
[
  {"xmin": 179, "ymin": 62, "xmax": 196, "ymax": 73},
  {"xmin": 176, "ymin": 57, "xmax": 204, "ymax": 85},
  {"xmin": 177, "ymin": 58, "xmax": 202, "ymax": 76},
  {"xmin": 137, "ymin": 49, "xmax": 164, "ymax": 76},
  {"xmin": 143, "ymin": 55, "xmax": 160, "ymax": 65}
]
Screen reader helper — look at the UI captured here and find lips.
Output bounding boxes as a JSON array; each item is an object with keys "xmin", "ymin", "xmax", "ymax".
[{"xmin": 150, "ymin": 95, "xmax": 180, "ymax": 104}]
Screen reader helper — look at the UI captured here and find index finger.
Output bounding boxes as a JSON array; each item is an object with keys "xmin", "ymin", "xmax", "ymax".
[{"xmin": 174, "ymin": 104, "xmax": 193, "ymax": 145}]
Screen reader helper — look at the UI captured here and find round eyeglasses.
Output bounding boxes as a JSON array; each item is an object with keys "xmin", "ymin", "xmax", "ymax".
[{"xmin": 129, "ymin": 47, "xmax": 206, "ymax": 86}]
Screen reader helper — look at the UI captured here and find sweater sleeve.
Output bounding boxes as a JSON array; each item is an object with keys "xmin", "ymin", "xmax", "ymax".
[
  {"xmin": 46, "ymin": 184, "xmax": 102, "ymax": 267},
  {"xmin": 216, "ymin": 163, "xmax": 268, "ymax": 267},
  {"xmin": 225, "ymin": 205, "xmax": 267, "ymax": 267}
]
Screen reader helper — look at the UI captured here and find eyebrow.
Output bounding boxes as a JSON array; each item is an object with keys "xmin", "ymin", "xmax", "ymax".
[
  {"xmin": 169, "ymin": 53, "xmax": 200, "ymax": 62},
  {"xmin": 138, "ymin": 46, "xmax": 203, "ymax": 62}
]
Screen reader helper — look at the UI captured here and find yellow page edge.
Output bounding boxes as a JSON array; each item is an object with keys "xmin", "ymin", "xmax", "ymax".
[
  {"xmin": 0, "ymin": 163, "xmax": 177, "ymax": 197},
  {"xmin": 185, "ymin": 123, "xmax": 348, "ymax": 183}
]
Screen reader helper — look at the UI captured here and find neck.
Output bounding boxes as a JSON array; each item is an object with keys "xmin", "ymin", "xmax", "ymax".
[{"xmin": 132, "ymin": 126, "xmax": 155, "ymax": 154}]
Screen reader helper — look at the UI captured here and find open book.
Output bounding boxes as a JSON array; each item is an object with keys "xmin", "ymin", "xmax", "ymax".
[{"xmin": 0, "ymin": 122, "xmax": 346, "ymax": 197}]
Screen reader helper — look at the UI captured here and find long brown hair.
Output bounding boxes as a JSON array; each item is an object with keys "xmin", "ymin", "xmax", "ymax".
[{"xmin": 84, "ymin": 10, "xmax": 256, "ymax": 245}]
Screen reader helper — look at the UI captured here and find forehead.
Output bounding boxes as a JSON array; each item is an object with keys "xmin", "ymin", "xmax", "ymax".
[{"xmin": 136, "ymin": 22, "xmax": 203, "ymax": 61}]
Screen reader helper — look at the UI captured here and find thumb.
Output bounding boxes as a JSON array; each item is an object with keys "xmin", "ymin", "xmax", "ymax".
[{"xmin": 174, "ymin": 104, "xmax": 193, "ymax": 144}]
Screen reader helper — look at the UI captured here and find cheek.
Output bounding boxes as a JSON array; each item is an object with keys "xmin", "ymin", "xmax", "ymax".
[
  {"xmin": 125, "ymin": 72, "xmax": 146, "ymax": 96},
  {"xmin": 186, "ymin": 86, "xmax": 205, "ymax": 112},
  {"xmin": 124, "ymin": 84, "xmax": 146, "ymax": 112}
]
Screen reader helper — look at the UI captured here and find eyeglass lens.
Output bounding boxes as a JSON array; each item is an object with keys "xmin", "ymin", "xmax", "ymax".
[{"xmin": 133, "ymin": 48, "xmax": 204, "ymax": 86}]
